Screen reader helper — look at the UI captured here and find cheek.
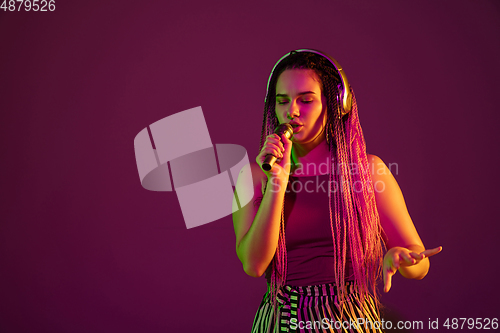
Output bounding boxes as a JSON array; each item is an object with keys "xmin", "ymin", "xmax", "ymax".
[
  {"xmin": 275, "ymin": 114, "xmax": 283, "ymax": 125},
  {"xmin": 310, "ymin": 106, "xmax": 325, "ymax": 123},
  {"xmin": 275, "ymin": 109, "xmax": 286, "ymax": 122}
]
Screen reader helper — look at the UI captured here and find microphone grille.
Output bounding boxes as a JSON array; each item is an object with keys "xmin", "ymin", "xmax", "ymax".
[{"xmin": 276, "ymin": 123, "xmax": 293, "ymax": 138}]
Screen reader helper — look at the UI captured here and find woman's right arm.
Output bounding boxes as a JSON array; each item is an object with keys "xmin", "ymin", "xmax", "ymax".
[
  {"xmin": 232, "ymin": 163, "xmax": 288, "ymax": 277},
  {"xmin": 232, "ymin": 133, "xmax": 293, "ymax": 277}
]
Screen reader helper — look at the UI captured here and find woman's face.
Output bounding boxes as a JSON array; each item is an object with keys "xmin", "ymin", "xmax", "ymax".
[{"xmin": 275, "ymin": 69, "xmax": 327, "ymax": 144}]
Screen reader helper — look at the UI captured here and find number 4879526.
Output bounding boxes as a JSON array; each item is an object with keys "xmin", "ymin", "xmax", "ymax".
[{"xmin": 1, "ymin": 0, "xmax": 55, "ymax": 11}]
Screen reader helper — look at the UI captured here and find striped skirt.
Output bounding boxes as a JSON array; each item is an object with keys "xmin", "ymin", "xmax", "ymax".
[{"xmin": 251, "ymin": 282, "xmax": 383, "ymax": 333}]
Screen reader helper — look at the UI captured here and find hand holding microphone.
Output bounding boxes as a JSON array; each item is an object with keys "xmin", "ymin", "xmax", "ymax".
[{"xmin": 256, "ymin": 123, "xmax": 294, "ymax": 179}]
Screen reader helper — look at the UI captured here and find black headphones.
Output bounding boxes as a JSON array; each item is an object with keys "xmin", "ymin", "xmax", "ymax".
[{"xmin": 265, "ymin": 49, "xmax": 352, "ymax": 117}]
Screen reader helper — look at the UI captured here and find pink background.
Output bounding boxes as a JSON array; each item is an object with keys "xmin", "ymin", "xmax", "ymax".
[{"xmin": 1, "ymin": 1, "xmax": 499, "ymax": 332}]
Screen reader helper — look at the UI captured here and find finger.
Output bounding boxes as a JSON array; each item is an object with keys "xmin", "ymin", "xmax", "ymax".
[
  {"xmin": 409, "ymin": 252, "xmax": 424, "ymax": 261},
  {"xmin": 266, "ymin": 136, "xmax": 286, "ymax": 152},
  {"xmin": 264, "ymin": 142, "xmax": 284, "ymax": 154},
  {"xmin": 420, "ymin": 246, "xmax": 442, "ymax": 258},
  {"xmin": 400, "ymin": 251, "xmax": 416, "ymax": 265},
  {"xmin": 269, "ymin": 144, "xmax": 284, "ymax": 157},
  {"xmin": 267, "ymin": 134, "xmax": 283, "ymax": 144},
  {"xmin": 261, "ymin": 146, "xmax": 283, "ymax": 159},
  {"xmin": 392, "ymin": 251, "xmax": 400, "ymax": 270},
  {"xmin": 420, "ymin": 246, "xmax": 443, "ymax": 258},
  {"xmin": 265, "ymin": 135, "xmax": 283, "ymax": 146},
  {"xmin": 383, "ymin": 266, "xmax": 395, "ymax": 293},
  {"xmin": 265, "ymin": 140, "xmax": 284, "ymax": 153},
  {"xmin": 280, "ymin": 133, "xmax": 293, "ymax": 148}
]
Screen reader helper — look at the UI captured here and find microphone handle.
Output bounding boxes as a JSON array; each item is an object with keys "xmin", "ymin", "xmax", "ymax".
[
  {"xmin": 262, "ymin": 155, "xmax": 277, "ymax": 171},
  {"xmin": 262, "ymin": 123, "xmax": 293, "ymax": 171}
]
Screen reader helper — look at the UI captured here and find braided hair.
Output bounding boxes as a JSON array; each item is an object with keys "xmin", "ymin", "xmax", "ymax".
[{"xmin": 260, "ymin": 51, "xmax": 384, "ymax": 318}]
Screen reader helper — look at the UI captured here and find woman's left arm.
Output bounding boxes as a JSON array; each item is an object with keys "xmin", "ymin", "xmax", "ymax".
[{"xmin": 368, "ymin": 154, "xmax": 442, "ymax": 293}]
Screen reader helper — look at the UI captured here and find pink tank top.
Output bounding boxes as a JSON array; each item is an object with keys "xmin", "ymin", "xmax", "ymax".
[{"xmin": 264, "ymin": 174, "xmax": 354, "ymax": 286}]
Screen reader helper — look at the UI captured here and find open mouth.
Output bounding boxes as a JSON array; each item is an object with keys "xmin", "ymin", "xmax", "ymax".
[{"xmin": 292, "ymin": 124, "xmax": 303, "ymax": 133}]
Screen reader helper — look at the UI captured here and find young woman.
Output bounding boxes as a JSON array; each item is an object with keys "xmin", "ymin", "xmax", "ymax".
[{"xmin": 232, "ymin": 49, "xmax": 441, "ymax": 333}]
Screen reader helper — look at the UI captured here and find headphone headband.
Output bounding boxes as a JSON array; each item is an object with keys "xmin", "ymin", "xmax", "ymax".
[{"xmin": 265, "ymin": 49, "xmax": 352, "ymax": 116}]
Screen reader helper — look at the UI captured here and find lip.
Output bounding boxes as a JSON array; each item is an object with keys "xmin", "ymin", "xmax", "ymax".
[
  {"xmin": 286, "ymin": 121, "xmax": 303, "ymax": 134},
  {"xmin": 292, "ymin": 125, "xmax": 303, "ymax": 133}
]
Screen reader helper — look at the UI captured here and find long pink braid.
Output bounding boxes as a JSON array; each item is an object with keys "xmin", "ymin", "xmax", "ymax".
[{"xmin": 329, "ymin": 89, "xmax": 383, "ymax": 317}]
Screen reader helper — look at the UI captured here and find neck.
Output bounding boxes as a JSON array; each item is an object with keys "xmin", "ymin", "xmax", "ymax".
[{"xmin": 290, "ymin": 136, "xmax": 332, "ymax": 176}]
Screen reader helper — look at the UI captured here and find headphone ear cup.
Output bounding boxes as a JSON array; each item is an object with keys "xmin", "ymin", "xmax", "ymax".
[{"xmin": 340, "ymin": 85, "xmax": 352, "ymax": 117}]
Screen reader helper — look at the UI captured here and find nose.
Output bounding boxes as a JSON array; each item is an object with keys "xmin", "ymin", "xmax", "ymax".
[{"xmin": 287, "ymin": 101, "xmax": 300, "ymax": 119}]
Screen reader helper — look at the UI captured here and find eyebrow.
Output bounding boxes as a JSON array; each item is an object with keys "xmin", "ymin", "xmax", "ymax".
[{"xmin": 276, "ymin": 91, "xmax": 316, "ymax": 98}]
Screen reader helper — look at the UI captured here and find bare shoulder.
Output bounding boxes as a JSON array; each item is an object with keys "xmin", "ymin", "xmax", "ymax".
[
  {"xmin": 367, "ymin": 153, "xmax": 384, "ymax": 166},
  {"xmin": 366, "ymin": 154, "xmax": 392, "ymax": 179}
]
